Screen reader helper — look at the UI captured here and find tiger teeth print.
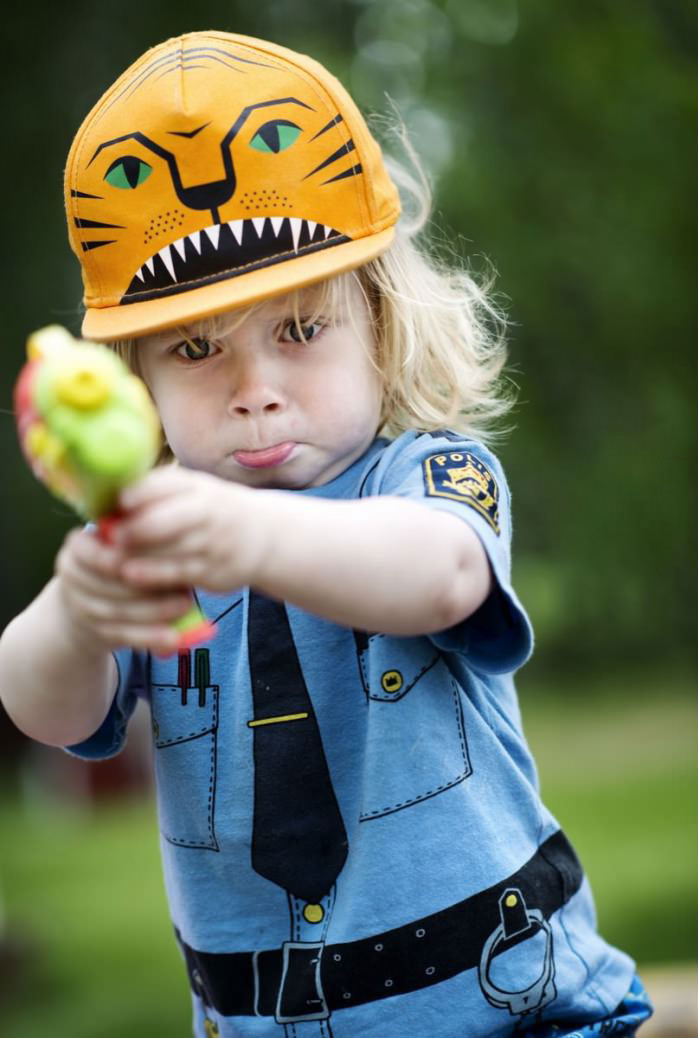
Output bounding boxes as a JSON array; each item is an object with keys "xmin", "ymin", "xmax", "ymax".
[{"xmin": 123, "ymin": 216, "xmax": 345, "ymax": 304}]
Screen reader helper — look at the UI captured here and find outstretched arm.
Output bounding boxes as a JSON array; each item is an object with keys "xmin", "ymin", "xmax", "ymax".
[
  {"xmin": 115, "ymin": 467, "xmax": 492, "ymax": 635},
  {"xmin": 0, "ymin": 529, "xmax": 194, "ymax": 746},
  {"xmin": 0, "ymin": 575, "xmax": 118, "ymax": 746}
]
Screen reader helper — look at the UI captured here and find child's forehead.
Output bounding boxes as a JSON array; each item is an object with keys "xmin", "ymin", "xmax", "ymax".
[
  {"xmin": 142, "ymin": 277, "xmax": 357, "ymax": 343},
  {"xmin": 213, "ymin": 282, "xmax": 343, "ymax": 327}
]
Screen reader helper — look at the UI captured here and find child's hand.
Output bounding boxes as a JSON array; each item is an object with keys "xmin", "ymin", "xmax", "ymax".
[
  {"xmin": 113, "ymin": 467, "xmax": 263, "ymax": 594},
  {"xmin": 55, "ymin": 527, "xmax": 194, "ymax": 655}
]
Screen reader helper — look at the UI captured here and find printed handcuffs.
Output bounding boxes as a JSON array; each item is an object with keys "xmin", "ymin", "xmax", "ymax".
[{"xmin": 478, "ymin": 887, "xmax": 556, "ymax": 1015}]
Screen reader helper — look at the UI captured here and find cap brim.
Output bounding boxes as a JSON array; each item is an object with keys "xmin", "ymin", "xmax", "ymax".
[{"xmin": 81, "ymin": 227, "xmax": 394, "ymax": 342}]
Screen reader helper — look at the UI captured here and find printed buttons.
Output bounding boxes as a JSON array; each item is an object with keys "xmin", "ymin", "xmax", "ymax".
[
  {"xmin": 303, "ymin": 903, "xmax": 324, "ymax": 924},
  {"xmin": 381, "ymin": 670, "xmax": 403, "ymax": 694}
]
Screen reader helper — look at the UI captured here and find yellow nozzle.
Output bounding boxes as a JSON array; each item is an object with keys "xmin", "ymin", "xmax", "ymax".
[{"xmin": 56, "ymin": 365, "xmax": 112, "ymax": 410}]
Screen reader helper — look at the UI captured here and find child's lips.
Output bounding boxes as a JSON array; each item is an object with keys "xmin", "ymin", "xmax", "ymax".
[{"xmin": 232, "ymin": 441, "xmax": 298, "ymax": 469}]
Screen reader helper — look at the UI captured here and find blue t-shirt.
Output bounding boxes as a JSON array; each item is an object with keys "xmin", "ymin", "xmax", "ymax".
[{"xmin": 70, "ymin": 432, "xmax": 636, "ymax": 1037}]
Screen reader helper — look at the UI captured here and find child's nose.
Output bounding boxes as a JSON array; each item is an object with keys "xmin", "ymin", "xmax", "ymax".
[{"xmin": 227, "ymin": 356, "xmax": 285, "ymax": 417}]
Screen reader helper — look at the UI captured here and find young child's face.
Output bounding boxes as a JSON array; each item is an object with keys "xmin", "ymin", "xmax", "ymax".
[{"xmin": 137, "ymin": 279, "xmax": 383, "ymax": 489}]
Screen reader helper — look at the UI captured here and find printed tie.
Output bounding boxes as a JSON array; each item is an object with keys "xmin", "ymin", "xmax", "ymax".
[{"xmin": 247, "ymin": 591, "xmax": 348, "ymax": 903}]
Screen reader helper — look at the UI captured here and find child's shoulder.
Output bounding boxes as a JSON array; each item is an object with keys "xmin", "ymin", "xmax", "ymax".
[
  {"xmin": 362, "ymin": 429, "xmax": 510, "ymax": 545},
  {"xmin": 369, "ymin": 428, "xmax": 505, "ymax": 493}
]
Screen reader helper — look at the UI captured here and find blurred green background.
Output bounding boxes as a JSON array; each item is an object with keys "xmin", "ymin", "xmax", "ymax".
[{"xmin": 0, "ymin": 0, "xmax": 695, "ymax": 1035}]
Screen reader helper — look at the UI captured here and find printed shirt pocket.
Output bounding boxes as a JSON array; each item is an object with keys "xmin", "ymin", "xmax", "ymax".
[
  {"xmin": 151, "ymin": 678, "xmax": 220, "ymax": 851},
  {"xmin": 355, "ymin": 633, "xmax": 472, "ymax": 821}
]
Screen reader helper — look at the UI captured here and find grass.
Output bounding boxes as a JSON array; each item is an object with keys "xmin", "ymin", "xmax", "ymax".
[
  {"xmin": 0, "ymin": 671, "xmax": 695, "ymax": 1036},
  {"xmin": 0, "ymin": 797, "xmax": 192, "ymax": 1037}
]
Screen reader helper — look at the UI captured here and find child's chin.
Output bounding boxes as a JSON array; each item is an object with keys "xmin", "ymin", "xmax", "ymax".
[{"xmin": 228, "ymin": 464, "xmax": 314, "ymax": 491}]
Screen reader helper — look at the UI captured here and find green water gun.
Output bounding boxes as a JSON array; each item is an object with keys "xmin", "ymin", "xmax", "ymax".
[{"xmin": 14, "ymin": 325, "xmax": 214, "ymax": 649}]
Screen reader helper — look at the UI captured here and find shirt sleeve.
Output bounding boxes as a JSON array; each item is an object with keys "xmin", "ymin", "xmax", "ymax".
[
  {"xmin": 372, "ymin": 431, "xmax": 533, "ymax": 674},
  {"xmin": 65, "ymin": 647, "xmax": 145, "ymax": 760}
]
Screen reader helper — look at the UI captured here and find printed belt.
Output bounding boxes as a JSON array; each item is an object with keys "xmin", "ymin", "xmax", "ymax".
[{"xmin": 176, "ymin": 829, "xmax": 583, "ymax": 1023}]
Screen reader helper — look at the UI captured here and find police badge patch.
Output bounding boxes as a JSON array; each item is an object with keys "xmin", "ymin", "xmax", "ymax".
[{"xmin": 422, "ymin": 451, "xmax": 500, "ymax": 534}]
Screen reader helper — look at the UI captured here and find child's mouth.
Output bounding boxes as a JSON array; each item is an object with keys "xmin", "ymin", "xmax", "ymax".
[{"xmin": 232, "ymin": 442, "xmax": 297, "ymax": 469}]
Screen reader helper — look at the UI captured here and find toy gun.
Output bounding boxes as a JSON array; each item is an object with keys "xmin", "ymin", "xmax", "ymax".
[{"xmin": 14, "ymin": 325, "xmax": 214, "ymax": 649}]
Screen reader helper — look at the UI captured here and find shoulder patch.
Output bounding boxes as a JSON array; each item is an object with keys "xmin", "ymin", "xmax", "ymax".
[{"xmin": 422, "ymin": 450, "xmax": 500, "ymax": 534}]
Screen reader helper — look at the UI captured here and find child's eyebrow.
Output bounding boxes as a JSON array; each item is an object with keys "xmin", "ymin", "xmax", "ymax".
[{"xmin": 142, "ymin": 327, "xmax": 201, "ymax": 350}]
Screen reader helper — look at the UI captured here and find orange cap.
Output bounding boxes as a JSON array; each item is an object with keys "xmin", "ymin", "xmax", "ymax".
[{"xmin": 64, "ymin": 31, "xmax": 401, "ymax": 342}]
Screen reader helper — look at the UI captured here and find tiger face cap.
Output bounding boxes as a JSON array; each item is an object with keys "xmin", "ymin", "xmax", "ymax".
[{"xmin": 65, "ymin": 31, "xmax": 401, "ymax": 341}]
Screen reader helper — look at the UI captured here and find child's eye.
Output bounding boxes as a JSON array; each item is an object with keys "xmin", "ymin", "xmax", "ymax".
[
  {"xmin": 174, "ymin": 338, "xmax": 215, "ymax": 361},
  {"xmin": 281, "ymin": 320, "xmax": 323, "ymax": 344}
]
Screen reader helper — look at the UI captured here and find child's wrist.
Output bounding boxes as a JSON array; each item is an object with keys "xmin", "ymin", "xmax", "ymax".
[{"xmin": 228, "ymin": 483, "xmax": 278, "ymax": 592}]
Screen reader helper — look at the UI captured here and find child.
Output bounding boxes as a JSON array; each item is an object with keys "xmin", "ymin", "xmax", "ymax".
[{"xmin": 0, "ymin": 31, "xmax": 652, "ymax": 1038}]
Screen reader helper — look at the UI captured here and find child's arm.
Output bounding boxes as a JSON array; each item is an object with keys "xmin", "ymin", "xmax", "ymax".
[
  {"xmin": 0, "ymin": 528, "xmax": 192, "ymax": 746},
  {"xmin": 0, "ymin": 576, "xmax": 117, "ymax": 746},
  {"xmin": 114, "ymin": 468, "xmax": 492, "ymax": 636},
  {"xmin": 252, "ymin": 493, "xmax": 491, "ymax": 634}
]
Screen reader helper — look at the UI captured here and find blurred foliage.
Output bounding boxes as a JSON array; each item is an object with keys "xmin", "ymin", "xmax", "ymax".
[{"xmin": 0, "ymin": 0, "xmax": 695, "ymax": 702}]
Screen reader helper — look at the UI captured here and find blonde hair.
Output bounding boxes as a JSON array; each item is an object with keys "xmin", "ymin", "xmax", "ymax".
[{"xmin": 110, "ymin": 138, "xmax": 513, "ymax": 448}]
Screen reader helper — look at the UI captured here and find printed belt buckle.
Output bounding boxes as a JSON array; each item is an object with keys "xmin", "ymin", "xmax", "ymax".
[{"xmin": 274, "ymin": 941, "xmax": 329, "ymax": 1024}]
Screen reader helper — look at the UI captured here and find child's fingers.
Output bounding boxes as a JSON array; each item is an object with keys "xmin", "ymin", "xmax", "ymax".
[
  {"xmin": 57, "ymin": 527, "xmax": 124, "ymax": 581},
  {"xmin": 70, "ymin": 585, "xmax": 193, "ymax": 625},
  {"xmin": 59, "ymin": 546, "xmax": 160, "ymax": 600},
  {"xmin": 58, "ymin": 580, "xmax": 193, "ymax": 656},
  {"xmin": 119, "ymin": 465, "xmax": 198, "ymax": 511},
  {"xmin": 114, "ymin": 497, "xmax": 206, "ymax": 549},
  {"xmin": 96, "ymin": 622, "xmax": 180, "ymax": 656},
  {"xmin": 120, "ymin": 553, "xmax": 209, "ymax": 589}
]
